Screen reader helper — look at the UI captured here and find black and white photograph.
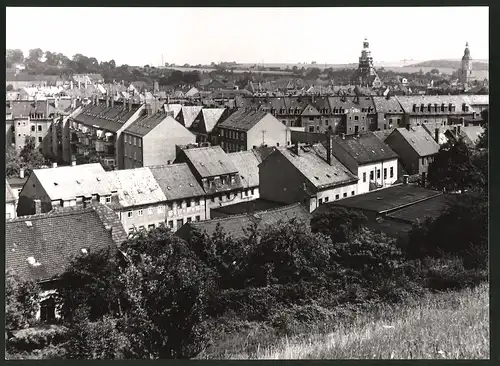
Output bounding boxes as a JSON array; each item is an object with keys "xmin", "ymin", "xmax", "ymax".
[{"xmin": 5, "ymin": 6, "xmax": 489, "ymax": 360}]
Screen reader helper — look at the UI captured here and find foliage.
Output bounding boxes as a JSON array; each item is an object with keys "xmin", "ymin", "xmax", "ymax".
[
  {"xmin": 7, "ymin": 84, "xmax": 14, "ymax": 91},
  {"xmin": 6, "ymin": 49, "xmax": 25, "ymax": 67},
  {"xmin": 423, "ymin": 257, "xmax": 488, "ymax": 292},
  {"xmin": 6, "ymin": 145, "xmax": 22, "ymax": 178},
  {"xmin": 7, "ymin": 325, "xmax": 69, "ymax": 353},
  {"xmin": 19, "ymin": 136, "xmax": 49, "ymax": 175},
  {"xmin": 311, "ymin": 208, "xmax": 367, "ymax": 243},
  {"xmin": 6, "ymin": 271, "xmax": 40, "ymax": 333}
]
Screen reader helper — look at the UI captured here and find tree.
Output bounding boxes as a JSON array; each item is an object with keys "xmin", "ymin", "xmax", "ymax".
[
  {"xmin": 427, "ymin": 138, "xmax": 483, "ymax": 193},
  {"xmin": 19, "ymin": 136, "xmax": 47, "ymax": 175},
  {"xmin": 6, "ymin": 146, "xmax": 22, "ymax": 178},
  {"xmin": 430, "ymin": 68, "xmax": 440, "ymax": 75},
  {"xmin": 6, "ymin": 49, "xmax": 24, "ymax": 67},
  {"xmin": 6, "ymin": 271, "xmax": 40, "ymax": 333},
  {"xmin": 311, "ymin": 207, "xmax": 367, "ymax": 243},
  {"xmin": 28, "ymin": 48, "xmax": 44, "ymax": 62},
  {"xmin": 6, "ymin": 84, "xmax": 14, "ymax": 91}
]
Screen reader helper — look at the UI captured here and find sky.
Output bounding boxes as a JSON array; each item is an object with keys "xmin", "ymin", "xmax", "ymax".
[{"xmin": 6, "ymin": 7, "xmax": 489, "ymax": 67}]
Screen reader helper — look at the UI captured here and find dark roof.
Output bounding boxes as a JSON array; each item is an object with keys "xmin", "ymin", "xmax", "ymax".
[
  {"xmin": 125, "ymin": 111, "xmax": 167, "ymax": 137},
  {"xmin": 74, "ymin": 102, "xmax": 142, "ymax": 133},
  {"xmin": 176, "ymin": 203, "xmax": 311, "ymax": 240},
  {"xmin": 327, "ymin": 96, "xmax": 376, "ymax": 113},
  {"xmin": 218, "ymin": 108, "xmax": 268, "ymax": 131},
  {"xmin": 329, "ymin": 132, "xmax": 399, "ymax": 164},
  {"xmin": 149, "ymin": 163, "xmax": 205, "ymax": 200},
  {"xmin": 390, "ymin": 126, "xmax": 440, "ymax": 157},
  {"xmin": 386, "ymin": 194, "xmax": 456, "ymax": 223},
  {"xmin": 5, "ymin": 204, "xmax": 127, "ymax": 283},
  {"xmin": 182, "ymin": 146, "xmax": 238, "ymax": 178},
  {"xmin": 211, "ymin": 199, "xmax": 287, "ymax": 217},
  {"xmin": 316, "ymin": 185, "xmax": 443, "ymax": 215},
  {"xmin": 372, "ymin": 130, "xmax": 392, "ymax": 142},
  {"xmin": 7, "ymin": 100, "xmax": 63, "ymax": 118}
]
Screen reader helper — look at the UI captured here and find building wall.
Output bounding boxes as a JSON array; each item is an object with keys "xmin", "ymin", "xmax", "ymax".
[
  {"xmin": 164, "ymin": 197, "xmax": 206, "ymax": 231},
  {"xmin": 118, "ymin": 202, "xmax": 169, "ymax": 234},
  {"xmin": 357, "ymin": 158, "xmax": 399, "ymax": 194},
  {"xmin": 302, "ymin": 114, "xmax": 344, "ymax": 134},
  {"xmin": 123, "ymin": 134, "xmax": 144, "ymax": 169},
  {"xmin": 142, "ymin": 122, "xmax": 196, "ymax": 167},
  {"xmin": 385, "ymin": 132, "xmax": 421, "ymax": 175},
  {"xmin": 116, "ymin": 105, "xmax": 145, "ymax": 170},
  {"xmin": 345, "ymin": 111, "xmax": 371, "ymax": 135},
  {"xmin": 6, "ymin": 202, "xmax": 17, "ymax": 220},
  {"xmin": 17, "ymin": 174, "xmax": 51, "ymax": 216},
  {"xmin": 313, "ymin": 182, "xmax": 359, "ymax": 212},
  {"xmin": 204, "ymin": 188, "xmax": 258, "ymax": 219},
  {"xmin": 219, "ymin": 128, "xmax": 247, "ymax": 152},
  {"xmin": 247, "ymin": 114, "xmax": 290, "ymax": 150},
  {"xmin": 377, "ymin": 113, "xmax": 405, "ymax": 130}
]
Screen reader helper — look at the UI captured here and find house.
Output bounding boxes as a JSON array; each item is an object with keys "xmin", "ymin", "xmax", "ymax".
[
  {"xmin": 189, "ymin": 108, "xmax": 227, "ymax": 144},
  {"xmin": 443, "ymin": 125, "xmax": 484, "ymax": 147},
  {"xmin": 17, "ymin": 163, "xmax": 116, "ymax": 216},
  {"xmin": 313, "ymin": 184, "xmax": 455, "ymax": 243},
  {"xmin": 384, "ymin": 126, "xmax": 440, "ymax": 176},
  {"xmin": 177, "ymin": 106, "xmax": 203, "ymax": 128},
  {"xmin": 70, "ymin": 97, "xmax": 145, "ymax": 169},
  {"xmin": 217, "ymin": 109, "xmax": 290, "ymax": 152},
  {"xmin": 164, "ymin": 103, "xmax": 183, "ymax": 119},
  {"xmin": 372, "ymin": 96, "xmax": 405, "ymax": 130},
  {"xmin": 259, "ymin": 144, "xmax": 359, "ymax": 213},
  {"xmin": 122, "ymin": 111, "xmax": 196, "ymax": 169},
  {"xmin": 7, "ymin": 168, "xmax": 28, "ymax": 200},
  {"xmin": 176, "ymin": 203, "xmax": 311, "ymax": 241},
  {"xmin": 328, "ymin": 95, "xmax": 377, "ymax": 135},
  {"xmin": 315, "ymin": 132, "xmax": 399, "ymax": 194},
  {"xmin": 5, "ymin": 204, "xmax": 127, "ymax": 322},
  {"xmin": 175, "ymin": 146, "xmax": 246, "ymax": 219},
  {"xmin": 6, "ymin": 180, "xmax": 17, "ymax": 220},
  {"xmin": 105, "ymin": 167, "xmax": 169, "ymax": 234},
  {"xmin": 227, "ymin": 149, "xmax": 264, "ymax": 201},
  {"xmin": 149, "ymin": 163, "xmax": 207, "ymax": 232}
]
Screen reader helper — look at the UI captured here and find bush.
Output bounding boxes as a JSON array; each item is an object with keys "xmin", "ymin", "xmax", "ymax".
[
  {"xmin": 7, "ymin": 325, "xmax": 69, "ymax": 353},
  {"xmin": 423, "ymin": 257, "xmax": 488, "ymax": 292}
]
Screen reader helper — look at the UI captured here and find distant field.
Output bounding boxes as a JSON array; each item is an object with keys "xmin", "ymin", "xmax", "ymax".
[{"xmin": 206, "ymin": 283, "xmax": 489, "ymax": 360}]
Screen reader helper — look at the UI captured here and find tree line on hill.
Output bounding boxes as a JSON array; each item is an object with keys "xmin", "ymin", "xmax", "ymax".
[{"xmin": 6, "ymin": 123, "xmax": 488, "ymax": 359}]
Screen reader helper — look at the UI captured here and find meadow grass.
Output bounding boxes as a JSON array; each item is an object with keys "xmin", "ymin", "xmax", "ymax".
[{"xmin": 214, "ymin": 283, "xmax": 489, "ymax": 360}]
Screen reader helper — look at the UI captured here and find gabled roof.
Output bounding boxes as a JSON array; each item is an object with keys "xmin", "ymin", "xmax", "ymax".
[
  {"xmin": 273, "ymin": 146, "xmax": 358, "ymax": 190},
  {"xmin": 301, "ymin": 104, "xmax": 321, "ymax": 116},
  {"xmin": 201, "ymin": 108, "xmax": 226, "ymax": 133},
  {"xmin": 106, "ymin": 168, "xmax": 167, "ymax": 208},
  {"xmin": 391, "ymin": 126, "xmax": 440, "ymax": 157},
  {"xmin": 395, "ymin": 95, "xmax": 473, "ymax": 115},
  {"xmin": 6, "ymin": 180, "xmax": 16, "ymax": 203},
  {"xmin": 182, "ymin": 146, "xmax": 238, "ymax": 178},
  {"xmin": 460, "ymin": 94, "xmax": 489, "ymax": 106},
  {"xmin": 227, "ymin": 150, "xmax": 262, "ymax": 188},
  {"xmin": 149, "ymin": 163, "xmax": 205, "ymax": 200},
  {"xmin": 180, "ymin": 106, "xmax": 203, "ymax": 128},
  {"xmin": 125, "ymin": 112, "xmax": 168, "ymax": 137},
  {"xmin": 6, "ymin": 204, "xmax": 127, "ymax": 283},
  {"xmin": 164, "ymin": 103, "xmax": 183, "ymax": 119},
  {"xmin": 176, "ymin": 203, "xmax": 311, "ymax": 241},
  {"xmin": 372, "ymin": 96, "xmax": 404, "ymax": 114},
  {"xmin": 218, "ymin": 108, "xmax": 268, "ymax": 131},
  {"xmin": 328, "ymin": 96, "xmax": 376, "ymax": 113},
  {"xmin": 329, "ymin": 132, "xmax": 399, "ymax": 165},
  {"xmin": 372, "ymin": 130, "xmax": 392, "ymax": 142},
  {"xmin": 30, "ymin": 164, "xmax": 115, "ymax": 201},
  {"xmin": 74, "ymin": 102, "xmax": 142, "ymax": 133}
]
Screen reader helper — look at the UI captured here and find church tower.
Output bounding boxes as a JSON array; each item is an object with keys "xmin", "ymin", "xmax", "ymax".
[
  {"xmin": 460, "ymin": 42, "xmax": 473, "ymax": 85},
  {"xmin": 353, "ymin": 37, "xmax": 381, "ymax": 88}
]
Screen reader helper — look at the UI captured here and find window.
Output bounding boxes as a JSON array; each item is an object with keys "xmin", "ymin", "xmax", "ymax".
[
  {"xmin": 318, "ymin": 198, "xmax": 323, "ymax": 205},
  {"xmin": 390, "ymin": 167, "xmax": 394, "ymax": 178},
  {"xmin": 335, "ymin": 194, "xmax": 340, "ymax": 200},
  {"xmin": 138, "ymin": 209, "xmax": 143, "ymax": 216},
  {"xmin": 186, "ymin": 200, "xmax": 191, "ymax": 207},
  {"xmin": 38, "ymin": 137, "xmax": 42, "ymax": 143},
  {"xmin": 343, "ymin": 192, "xmax": 347, "ymax": 198},
  {"xmin": 195, "ymin": 215, "xmax": 201, "ymax": 221},
  {"xmin": 251, "ymin": 189, "xmax": 255, "ymax": 195},
  {"xmin": 133, "ymin": 151, "xmax": 137, "ymax": 160},
  {"xmin": 384, "ymin": 168, "xmax": 387, "ymax": 179},
  {"xmin": 158, "ymin": 205, "xmax": 164, "ymax": 213},
  {"xmin": 127, "ymin": 211, "xmax": 133, "ymax": 218},
  {"xmin": 148, "ymin": 224, "xmax": 155, "ymax": 230},
  {"xmin": 168, "ymin": 220, "xmax": 174, "ymax": 228},
  {"xmin": 309, "ymin": 117, "xmax": 314, "ymax": 121},
  {"xmin": 187, "ymin": 217, "xmax": 192, "ymax": 223},
  {"xmin": 377, "ymin": 169, "xmax": 380, "ymax": 179},
  {"xmin": 138, "ymin": 139, "xmax": 141, "ymax": 147},
  {"xmin": 148, "ymin": 207, "xmax": 154, "ymax": 215},
  {"xmin": 309, "ymin": 126, "xmax": 315, "ymax": 132},
  {"xmin": 354, "ymin": 116, "xmax": 359, "ymax": 121},
  {"xmin": 370, "ymin": 171, "xmax": 374, "ymax": 181},
  {"xmin": 325, "ymin": 120, "xmax": 329, "ymax": 126},
  {"xmin": 128, "ymin": 227, "xmax": 135, "ymax": 235},
  {"xmin": 31, "ymin": 125, "xmax": 35, "ymax": 132},
  {"xmin": 139, "ymin": 225, "xmax": 145, "ymax": 231},
  {"xmin": 38, "ymin": 125, "xmax": 42, "ymax": 131},
  {"xmin": 40, "ymin": 298, "xmax": 56, "ymax": 323},
  {"xmin": 211, "ymin": 197, "xmax": 215, "ymax": 202},
  {"xmin": 282, "ymin": 120, "xmax": 287, "ymax": 125},
  {"xmin": 133, "ymin": 137, "xmax": 136, "ymax": 146},
  {"xmin": 105, "ymin": 196, "xmax": 111, "ymax": 203},
  {"xmin": 245, "ymin": 190, "xmax": 249, "ymax": 197},
  {"xmin": 354, "ymin": 126, "xmax": 359, "ymax": 134},
  {"xmin": 351, "ymin": 191, "xmax": 355, "ymax": 196},
  {"xmin": 195, "ymin": 199, "xmax": 200, "ymax": 206},
  {"xmin": 324, "ymin": 196, "xmax": 329, "ymax": 202},
  {"xmin": 389, "ymin": 118, "xmax": 393, "ymax": 124},
  {"xmin": 226, "ymin": 193, "xmax": 231, "ymax": 200},
  {"xmin": 363, "ymin": 172, "xmax": 366, "ymax": 183},
  {"xmin": 176, "ymin": 219, "xmax": 184, "ymax": 227},
  {"xmin": 6, "ymin": 213, "xmax": 11, "ymax": 219}
]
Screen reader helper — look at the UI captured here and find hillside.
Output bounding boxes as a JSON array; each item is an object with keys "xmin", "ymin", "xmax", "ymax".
[
  {"xmin": 206, "ymin": 283, "xmax": 489, "ymax": 360},
  {"xmin": 408, "ymin": 60, "xmax": 489, "ymax": 71}
]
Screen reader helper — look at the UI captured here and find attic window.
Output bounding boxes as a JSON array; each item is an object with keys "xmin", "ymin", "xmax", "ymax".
[
  {"xmin": 81, "ymin": 248, "xmax": 88, "ymax": 255},
  {"xmin": 314, "ymin": 176, "xmax": 319, "ymax": 180},
  {"xmin": 54, "ymin": 182, "xmax": 58, "ymax": 186},
  {"xmin": 326, "ymin": 174, "xmax": 331, "ymax": 178},
  {"xmin": 25, "ymin": 221, "xmax": 32, "ymax": 227}
]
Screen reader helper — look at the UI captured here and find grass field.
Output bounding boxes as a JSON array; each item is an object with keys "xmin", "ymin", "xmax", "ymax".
[{"xmin": 210, "ymin": 283, "xmax": 489, "ymax": 360}]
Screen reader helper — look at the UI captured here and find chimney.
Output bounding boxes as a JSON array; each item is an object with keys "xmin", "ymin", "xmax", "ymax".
[
  {"xmin": 421, "ymin": 172, "xmax": 426, "ymax": 187},
  {"xmin": 327, "ymin": 135, "xmax": 334, "ymax": 165},
  {"xmin": 19, "ymin": 168, "xmax": 25, "ymax": 179},
  {"xmin": 78, "ymin": 80, "xmax": 81, "ymax": 89},
  {"xmin": 111, "ymin": 95, "xmax": 114, "ymax": 108},
  {"xmin": 453, "ymin": 126, "xmax": 457, "ymax": 135},
  {"xmin": 294, "ymin": 141, "xmax": 300, "ymax": 155},
  {"xmin": 457, "ymin": 125, "xmax": 461, "ymax": 134},
  {"xmin": 128, "ymin": 98, "xmax": 133, "ymax": 112},
  {"xmin": 406, "ymin": 124, "xmax": 411, "ymax": 131},
  {"xmin": 34, "ymin": 199, "xmax": 41, "ymax": 215},
  {"xmin": 434, "ymin": 128, "xmax": 439, "ymax": 143},
  {"xmin": 403, "ymin": 174, "xmax": 409, "ymax": 185},
  {"xmin": 106, "ymin": 96, "xmax": 110, "ymax": 108},
  {"xmin": 52, "ymin": 162, "xmax": 57, "ymax": 168},
  {"xmin": 70, "ymin": 80, "xmax": 73, "ymax": 90}
]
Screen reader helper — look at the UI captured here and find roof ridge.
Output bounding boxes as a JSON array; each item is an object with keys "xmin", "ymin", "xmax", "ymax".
[{"xmin": 9, "ymin": 206, "xmax": 95, "ymax": 222}]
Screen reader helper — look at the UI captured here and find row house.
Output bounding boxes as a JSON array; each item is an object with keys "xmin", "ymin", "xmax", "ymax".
[
  {"xmin": 385, "ymin": 126, "xmax": 440, "ymax": 176},
  {"xmin": 259, "ymin": 144, "xmax": 359, "ymax": 213},
  {"xmin": 217, "ymin": 109, "xmax": 290, "ymax": 152},
  {"xmin": 317, "ymin": 132, "xmax": 399, "ymax": 194},
  {"xmin": 189, "ymin": 108, "xmax": 228, "ymax": 144},
  {"xmin": 372, "ymin": 96, "xmax": 405, "ymax": 131},
  {"xmin": 175, "ymin": 145, "xmax": 249, "ymax": 219},
  {"xmin": 327, "ymin": 95, "xmax": 377, "ymax": 135},
  {"xmin": 70, "ymin": 97, "xmax": 145, "ymax": 169},
  {"xmin": 122, "ymin": 110, "xmax": 196, "ymax": 169},
  {"xmin": 6, "ymin": 204, "xmax": 127, "ymax": 322},
  {"xmin": 17, "ymin": 163, "xmax": 117, "ymax": 216},
  {"xmin": 226, "ymin": 150, "xmax": 263, "ymax": 201}
]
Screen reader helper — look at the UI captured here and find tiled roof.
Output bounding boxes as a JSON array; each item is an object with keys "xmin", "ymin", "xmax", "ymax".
[
  {"xmin": 31, "ymin": 164, "xmax": 114, "ymax": 201},
  {"xmin": 181, "ymin": 106, "xmax": 203, "ymax": 128},
  {"xmin": 227, "ymin": 150, "xmax": 261, "ymax": 188},
  {"xmin": 329, "ymin": 132, "xmax": 399, "ymax": 164},
  {"xmin": 7, "ymin": 100, "xmax": 61, "ymax": 118},
  {"xmin": 211, "ymin": 199, "xmax": 286, "ymax": 216},
  {"xmin": 149, "ymin": 163, "xmax": 205, "ymax": 201},
  {"xmin": 176, "ymin": 203, "xmax": 311, "ymax": 240},
  {"xmin": 395, "ymin": 95, "xmax": 472, "ymax": 115},
  {"xmin": 106, "ymin": 168, "xmax": 167, "ymax": 208},
  {"xmin": 6, "ymin": 180, "xmax": 16, "ymax": 203},
  {"xmin": 392, "ymin": 126, "xmax": 440, "ymax": 157},
  {"xmin": 327, "ymin": 96, "xmax": 376, "ymax": 113},
  {"xmin": 183, "ymin": 146, "xmax": 238, "ymax": 178},
  {"xmin": 164, "ymin": 104, "xmax": 183, "ymax": 118},
  {"xmin": 74, "ymin": 102, "xmax": 142, "ymax": 133},
  {"xmin": 460, "ymin": 95, "xmax": 489, "ymax": 106},
  {"xmin": 372, "ymin": 130, "xmax": 392, "ymax": 142},
  {"xmin": 460, "ymin": 126, "xmax": 484, "ymax": 145},
  {"xmin": 201, "ymin": 108, "xmax": 226, "ymax": 133},
  {"xmin": 125, "ymin": 112, "xmax": 168, "ymax": 137},
  {"xmin": 372, "ymin": 96, "xmax": 404, "ymax": 114},
  {"xmin": 275, "ymin": 146, "xmax": 358, "ymax": 190},
  {"xmin": 218, "ymin": 109, "xmax": 267, "ymax": 131},
  {"xmin": 5, "ymin": 204, "xmax": 125, "ymax": 283}
]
